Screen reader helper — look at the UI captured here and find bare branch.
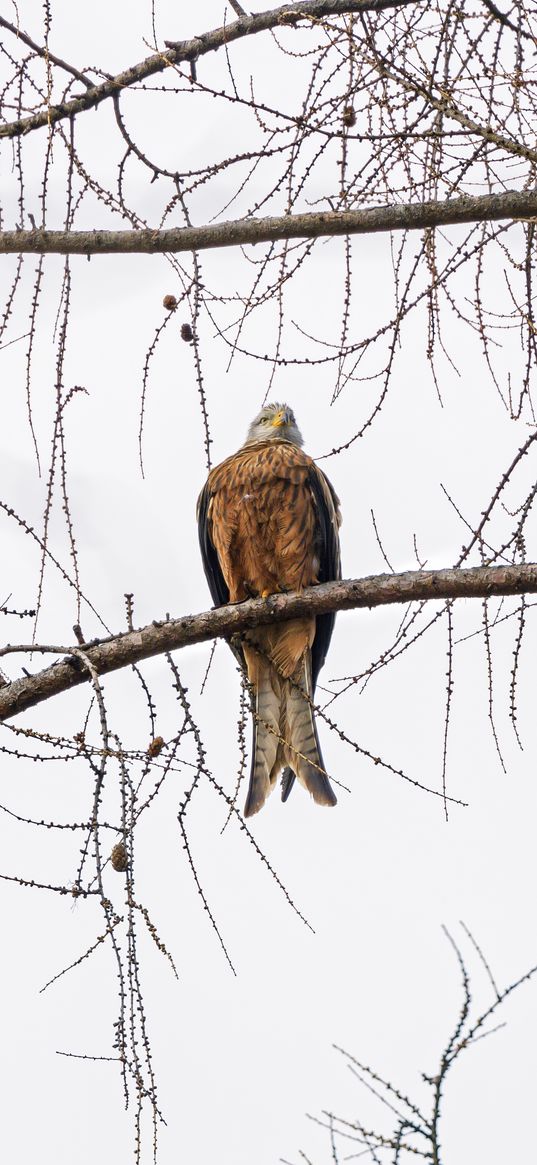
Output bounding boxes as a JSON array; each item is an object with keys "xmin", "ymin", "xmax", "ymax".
[
  {"xmin": 0, "ymin": 0, "xmax": 420, "ymax": 141},
  {"xmin": 1, "ymin": 562, "xmax": 536, "ymax": 722},
  {"xmin": 0, "ymin": 15, "xmax": 93, "ymax": 88},
  {"xmin": 2, "ymin": 190, "xmax": 537, "ymax": 256}
]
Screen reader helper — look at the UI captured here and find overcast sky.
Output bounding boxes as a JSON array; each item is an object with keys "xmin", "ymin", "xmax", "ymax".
[{"xmin": 1, "ymin": 3, "xmax": 536, "ymax": 1163}]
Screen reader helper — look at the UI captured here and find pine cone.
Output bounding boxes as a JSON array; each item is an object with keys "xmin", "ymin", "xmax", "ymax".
[
  {"xmin": 147, "ymin": 735, "xmax": 165, "ymax": 758},
  {"xmin": 111, "ymin": 842, "xmax": 128, "ymax": 873}
]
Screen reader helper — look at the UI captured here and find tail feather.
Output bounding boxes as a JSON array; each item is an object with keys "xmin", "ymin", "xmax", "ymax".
[
  {"xmin": 243, "ymin": 660, "xmax": 281, "ymax": 818},
  {"xmin": 243, "ymin": 644, "xmax": 336, "ymax": 817},
  {"xmin": 280, "ymin": 766, "xmax": 295, "ymax": 802},
  {"xmin": 283, "ymin": 659, "xmax": 337, "ymax": 808}
]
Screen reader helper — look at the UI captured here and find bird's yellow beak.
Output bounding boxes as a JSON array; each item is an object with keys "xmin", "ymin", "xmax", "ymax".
[{"xmin": 271, "ymin": 409, "xmax": 288, "ymax": 428}]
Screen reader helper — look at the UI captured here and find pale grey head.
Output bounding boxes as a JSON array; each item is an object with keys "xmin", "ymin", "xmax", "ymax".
[{"xmin": 243, "ymin": 402, "xmax": 304, "ymax": 447}]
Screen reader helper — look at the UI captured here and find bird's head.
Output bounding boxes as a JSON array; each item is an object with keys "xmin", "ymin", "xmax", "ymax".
[{"xmin": 244, "ymin": 402, "xmax": 303, "ymax": 447}]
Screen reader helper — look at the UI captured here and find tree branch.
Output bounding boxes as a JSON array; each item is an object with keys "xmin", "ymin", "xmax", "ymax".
[
  {"xmin": 0, "ymin": 0, "xmax": 419, "ymax": 141},
  {"xmin": 1, "ymin": 190, "xmax": 536, "ymax": 257},
  {"xmin": 0, "ymin": 15, "xmax": 94, "ymax": 88},
  {"xmin": 1, "ymin": 563, "xmax": 536, "ymax": 722},
  {"xmin": 361, "ymin": 44, "xmax": 537, "ymax": 166}
]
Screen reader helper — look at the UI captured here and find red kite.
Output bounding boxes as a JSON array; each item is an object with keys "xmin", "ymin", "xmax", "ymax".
[{"xmin": 197, "ymin": 403, "xmax": 341, "ymax": 816}]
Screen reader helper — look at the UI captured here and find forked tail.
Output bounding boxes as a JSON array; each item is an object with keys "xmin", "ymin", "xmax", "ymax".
[{"xmin": 243, "ymin": 654, "xmax": 336, "ymax": 817}]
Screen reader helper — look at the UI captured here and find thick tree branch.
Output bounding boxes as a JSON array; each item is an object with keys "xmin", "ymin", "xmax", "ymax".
[
  {"xmin": 1, "ymin": 563, "xmax": 536, "ymax": 722},
  {"xmin": 0, "ymin": 0, "xmax": 418, "ymax": 141},
  {"xmin": 1, "ymin": 190, "xmax": 536, "ymax": 257}
]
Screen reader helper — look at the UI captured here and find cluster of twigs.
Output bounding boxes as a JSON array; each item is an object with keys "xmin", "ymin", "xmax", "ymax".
[
  {"xmin": 325, "ymin": 426, "xmax": 537, "ymax": 813},
  {"xmin": 2, "ymin": 2, "xmax": 537, "ymax": 440},
  {"xmin": 0, "ymin": 617, "xmax": 195, "ymax": 1160},
  {"xmin": 296, "ymin": 924, "xmax": 537, "ymax": 1164},
  {"xmin": 0, "ymin": 592, "xmax": 320, "ymax": 1159}
]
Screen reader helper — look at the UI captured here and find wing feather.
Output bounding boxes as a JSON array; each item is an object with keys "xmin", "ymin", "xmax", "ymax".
[
  {"xmin": 196, "ymin": 480, "xmax": 229, "ymax": 608},
  {"xmin": 307, "ymin": 463, "xmax": 342, "ymax": 689},
  {"xmin": 280, "ymin": 459, "xmax": 341, "ymax": 804}
]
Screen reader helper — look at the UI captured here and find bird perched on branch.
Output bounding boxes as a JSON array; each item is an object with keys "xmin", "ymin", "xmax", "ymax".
[{"xmin": 197, "ymin": 402, "xmax": 341, "ymax": 817}]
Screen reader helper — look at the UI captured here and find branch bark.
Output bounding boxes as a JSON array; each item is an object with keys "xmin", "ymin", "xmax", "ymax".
[
  {"xmin": 0, "ymin": 0, "xmax": 418, "ymax": 141},
  {"xmin": 1, "ymin": 190, "xmax": 536, "ymax": 257},
  {"xmin": 1, "ymin": 562, "xmax": 535, "ymax": 722}
]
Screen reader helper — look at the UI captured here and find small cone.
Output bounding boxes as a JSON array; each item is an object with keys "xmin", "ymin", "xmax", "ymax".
[{"xmin": 111, "ymin": 842, "xmax": 128, "ymax": 873}]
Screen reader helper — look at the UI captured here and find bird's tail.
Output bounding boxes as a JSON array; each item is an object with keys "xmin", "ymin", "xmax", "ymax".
[
  {"xmin": 243, "ymin": 651, "xmax": 336, "ymax": 817},
  {"xmin": 243, "ymin": 655, "xmax": 282, "ymax": 818},
  {"xmin": 282, "ymin": 655, "xmax": 337, "ymax": 808}
]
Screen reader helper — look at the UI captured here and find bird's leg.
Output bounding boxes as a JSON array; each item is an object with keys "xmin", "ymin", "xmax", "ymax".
[{"xmin": 260, "ymin": 583, "xmax": 289, "ymax": 598}]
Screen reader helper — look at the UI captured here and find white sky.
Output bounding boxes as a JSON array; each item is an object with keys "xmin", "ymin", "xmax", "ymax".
[{"xmin": 1, "ymin": 3, "xmax": 536, "ymax": 1163}]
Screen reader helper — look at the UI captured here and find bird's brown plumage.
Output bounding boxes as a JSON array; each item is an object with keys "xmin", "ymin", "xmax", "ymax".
[
  {"xmin": 207, "ymin": 441, "xmax": 325, "ymax": 602},
  {"xmin": 197, "ymin": 408, "xmax": 341, "ymax": 817}
]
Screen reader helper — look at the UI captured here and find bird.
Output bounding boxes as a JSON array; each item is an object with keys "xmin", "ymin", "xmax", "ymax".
[{"xmin": 197, "ymin": 402, "xmax": 341, "ymax": 817}]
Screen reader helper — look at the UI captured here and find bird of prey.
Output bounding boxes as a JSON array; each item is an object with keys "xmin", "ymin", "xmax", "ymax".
[{"xmin": 197, "ymin": 402, "xmax": 341, "ymax": 817}]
